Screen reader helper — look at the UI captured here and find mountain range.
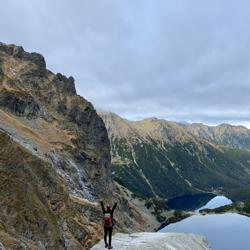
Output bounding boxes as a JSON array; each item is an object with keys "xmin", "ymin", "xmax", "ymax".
[
  {"xmin": 99, "ymin": 111, "xmax": 250, "ymax": 201},
  {"xmin": 1, "ymin": 41, "xmax": 250, "ymax": 248}
]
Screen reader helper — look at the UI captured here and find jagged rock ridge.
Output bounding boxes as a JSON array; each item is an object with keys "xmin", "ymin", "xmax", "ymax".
[
  {"xmin": 0, "ymin": 42, "xmax": 111, "ymax": 199},
  {"xmin": 0, "ymin": 42, "xmax": 161, "ymax": 249},
  {"xmin": 184, "ymin": 122, "xmax": 250, "ymax": 150}
]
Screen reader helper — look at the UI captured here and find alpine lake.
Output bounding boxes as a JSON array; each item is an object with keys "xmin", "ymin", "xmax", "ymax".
[{"xmin": 160, "ymin": 194, "xmax": 250, "ymax": 250}]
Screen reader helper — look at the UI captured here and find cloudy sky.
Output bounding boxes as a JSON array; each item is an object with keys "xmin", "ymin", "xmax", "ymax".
[{"xmin": 1, "ymin": 0, "xmax": 250, "ymax": 126}]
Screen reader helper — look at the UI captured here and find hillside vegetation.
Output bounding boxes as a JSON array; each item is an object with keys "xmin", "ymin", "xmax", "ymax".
[
  {"xmin": 100, "ymin": 112, "xmax": 250, "ymax": 201},
  {"xmin": 0, "ymin": 42, "xmax": 165, "ymax": 249}
]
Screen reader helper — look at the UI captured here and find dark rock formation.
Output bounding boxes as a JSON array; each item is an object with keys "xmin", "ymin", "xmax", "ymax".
[
  {"xmin": 0, "ymin": 90, "xmax": 41, "ymax": 119},
  {"xmin": 0, "ymin": 42, "xmax": 111, "ymax": 199},
  {"xmin": 0, "ymin": 42, "xmax": 46, "ymax": 70},
  {"xmin": 53, "ymin": 73, "xmax": 76, "ymax": 95},
  {"xmin": 0, "ymin": 42, "xmax": 158, "ymax": 249}
]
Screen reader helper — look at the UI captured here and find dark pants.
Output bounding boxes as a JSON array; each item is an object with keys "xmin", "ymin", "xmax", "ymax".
[{"xmin": 104, "ymin": 227, "xmax": 113, "ymax": 246}]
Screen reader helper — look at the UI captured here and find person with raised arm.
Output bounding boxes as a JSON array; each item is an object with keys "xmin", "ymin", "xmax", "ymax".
[{"xmin": 101, "ymin": 200, "xmax": 117, "ymax": 249}]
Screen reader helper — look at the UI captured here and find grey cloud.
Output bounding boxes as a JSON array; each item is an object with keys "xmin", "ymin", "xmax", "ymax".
[{"xmin": 1, "ymin": 0, "xmax": 250, "ymax": 126}]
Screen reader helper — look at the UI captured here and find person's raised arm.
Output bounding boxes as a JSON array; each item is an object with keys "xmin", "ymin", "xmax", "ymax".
[
  {"xmin": 112, "ymin": 202, "xmax": 117, "ymax": 213},
  {"xmin": 101, "ymin": 200, "xmax": 105, "ymax": 214}
]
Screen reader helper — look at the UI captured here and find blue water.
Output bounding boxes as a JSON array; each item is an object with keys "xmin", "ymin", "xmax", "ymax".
[
  {"xmin": 161, "ymin": 196, "xmax": 250, "ymax": 250},
  {"xmin": 196, "ymin": 195, "xmax": 232, "ymax": 212}
]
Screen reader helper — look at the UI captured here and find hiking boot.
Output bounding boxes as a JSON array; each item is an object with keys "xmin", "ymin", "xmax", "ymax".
[
  {"xmin": 108, "ymin": 245, "xmax": 113, "ymax": 249},
  {"xmin": 105, "ymin": 243, "xmax": 108, "ymax": 248}
]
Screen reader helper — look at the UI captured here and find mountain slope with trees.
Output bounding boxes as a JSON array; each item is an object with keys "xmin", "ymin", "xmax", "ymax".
[{"xmin": 99, "ymin": 111, "xmax": 250, "ymax": 201}]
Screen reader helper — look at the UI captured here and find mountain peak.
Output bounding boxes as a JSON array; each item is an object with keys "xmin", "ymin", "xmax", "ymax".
[
  {"xmin": 0, "ymin": 42, "xmax": 76, "ymax": 99},
  {"xmin": 0, "ymin": 42, "xmax": 46, "ymax": 71}
]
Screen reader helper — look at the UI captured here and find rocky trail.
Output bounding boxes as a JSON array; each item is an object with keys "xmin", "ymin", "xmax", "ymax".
[{"xmin": 91, "ymin": 232, "xmax": 211, "ymax": 250}]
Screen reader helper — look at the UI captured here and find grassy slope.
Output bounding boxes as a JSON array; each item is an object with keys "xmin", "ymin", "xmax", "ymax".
[
  {"xmin": 111, "ymin": 136, "xmax": 250, "ymax": 201},
  {"xmin": 0, "ymin": 131, "xmax": 104, "ymax": 249}
]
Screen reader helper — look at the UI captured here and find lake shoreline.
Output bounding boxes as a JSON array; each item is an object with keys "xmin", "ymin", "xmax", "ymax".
[
  {"xmin": 157, "ymin": 208, "xmax": 250, "ymax": 232},
  {"xmin": 159, "ymin": 196, "xmax": 250, "ymax": 250},
  {"xmin": 157, "ymin": 211, "xmax": 194, "ymax": 231},
  {"xmin": 200, "ymin": 209, "xmax": 250, "ymax": 218},
  {"xmin": 158, "ymin": 194, "xmax": 233, "ymax": 231}
]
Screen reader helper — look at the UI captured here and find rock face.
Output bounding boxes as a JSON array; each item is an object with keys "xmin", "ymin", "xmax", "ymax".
[
  {"xmin": 0, "ymin": 42, "xmax": 161, "ymax": 249},
  {"xmin": 91, "ymin": 232, "xmax": 211, "ymax": 250},
  {"xmin": 99, "ymin": 111, "xmax": 250, "ymax": 201},
  {"xmin": 0, "ymin": 131, "xmax": 98, "ymax": 249},
  {"xmin": 0, "ymin": 42, "xmax": 111, "ymax": 200}
]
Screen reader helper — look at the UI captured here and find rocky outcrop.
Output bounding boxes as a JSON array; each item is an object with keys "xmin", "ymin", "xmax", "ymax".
[
  {"xmin": 0, "ymin": 42, "xmax": 111, "ymax": 200},
  {"xmin": 0, "ymin": 90, "xmax": 41, "ymax": 119},
  {"xmin": 0, "ymin": 42, "xmax": 46, "ymax": 68},
  {"xmin": 0, "ymin": 42, "xmax": 162, "ymax": 249},
  {"xmin": 91, "ymin": 232, "xmax": 211, "ymax": 250}
]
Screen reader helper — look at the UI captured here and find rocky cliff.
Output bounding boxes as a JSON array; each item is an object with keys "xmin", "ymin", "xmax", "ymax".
[
  {"xmin": 99, "ymin": 111, "xmax": 250, "ymax": 201},
  {"xmin": 0, "ymin": 42, "xmax": 161, "ymax": 249},
  {"xmin": 0, "ymin": 42, "xmax": 111, "ymax": 199}
]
